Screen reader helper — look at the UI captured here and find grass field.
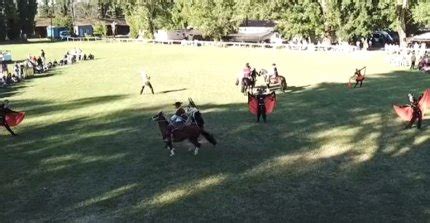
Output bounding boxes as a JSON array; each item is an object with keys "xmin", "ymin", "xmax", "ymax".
[{"xmin": 1, "ymin": 42, "xmax": 430, "ymax": 222}]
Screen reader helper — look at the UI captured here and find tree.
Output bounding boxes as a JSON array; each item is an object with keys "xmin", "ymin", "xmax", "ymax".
[
  {"xmin": 0, "ymin": 0, "xmax": 6, "ymax": 41},
  {"xmin": 4, "ymin": 0, "xmax": 20, "ymax": 40},
  {"xmin": 277, "ymin": 2, "xmax": 324, "ymax": 42},
  {"xmin": 93, "ymin": 21, "xmax": 107, "ymax": 36},
  {"xmin": 124, "ymin": 0, "xmax": 174, "ymax": 39},
  {"xmin": 412, "ymin": 1, "xmax": 430, "ymax": 25},
  {"xmin": 181, "ymin": 0, "xmax": 239, "ymax": 40},
  {"xmin": 18, "ymin": 0, "xmax": 38, "ymax": 37}
]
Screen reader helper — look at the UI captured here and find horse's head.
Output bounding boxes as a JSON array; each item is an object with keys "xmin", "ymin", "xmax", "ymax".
[
  {"xmin": 152, "ymin": 111, "xmax": 166, "ymax": 122},
  {"xmin": 259, "ymin": 69, "xmax": 268, "ymax": 76}
]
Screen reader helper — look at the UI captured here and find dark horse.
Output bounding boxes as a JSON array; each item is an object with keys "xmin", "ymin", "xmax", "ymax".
[
  {"xmin": 152, "ymin": 112, "xmax": 216, "ymax": 156},
  {"xmin": 259, "ymin": 69, "xmax": 287, "ymax": 92},
  {"xmin": 236, "ymin": 68, "xmax": 258, "ymax": 94}
]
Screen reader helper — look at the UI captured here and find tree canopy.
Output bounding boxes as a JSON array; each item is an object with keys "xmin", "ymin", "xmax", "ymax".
[{"xmin": 1, "ymin": 0, "xmax": 429, "ymax": 42}]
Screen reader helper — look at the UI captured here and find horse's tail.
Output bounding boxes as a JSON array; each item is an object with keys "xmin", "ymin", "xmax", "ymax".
[
  {"xmin": 281, "ymin": 77, "xmax": 287, "ymax": 91},
  {"xmin": 201, "ymin": 130, "xmax": 217, "ymax": 146}
]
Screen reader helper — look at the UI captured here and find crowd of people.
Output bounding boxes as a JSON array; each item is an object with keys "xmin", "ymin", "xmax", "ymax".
[
  {"xmin": 1, "ymin": 48, "xmax": 96, "ymax": 136},
  {"xmin": 0, "ymin": 48, "xmax": 95, "ymax": 87},
  {"xmin": 385, "ymin": 42, "xmax": 430, "ymax": 72}
]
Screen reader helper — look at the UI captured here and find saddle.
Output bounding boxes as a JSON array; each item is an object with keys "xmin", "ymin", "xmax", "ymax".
[{"xmin": 269, "ymin": 76, "xmax": 279, "ymax": 84}]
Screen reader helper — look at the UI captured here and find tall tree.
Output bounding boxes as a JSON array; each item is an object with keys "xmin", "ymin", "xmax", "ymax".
[
  {"xmin": 412, "ymin": 1, "xmax": 430, "ymax": 26},
  {"xmin": 277, "ymin": 2, "xmax": 324, "ymax": 42},
  {"xmin": 4, "ymin": 0, "xmax": 20, "ymax": 40},
  {"xmin": 181, "ymin": 0, "xmax": 239, "ymax": 40},
  {"xmin": 0, "ymin": 0, "xmax": 6, "ymax": 41},
  {"xmin": 124, "ymin": 0, "xmax": 174, "ymax": 38},
  {"xmin": 18, "ymin": 0, "xmax": 38, "ymax": 37}
]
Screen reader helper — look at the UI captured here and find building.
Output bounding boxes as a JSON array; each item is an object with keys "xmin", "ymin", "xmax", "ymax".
[
  {"xmin": 228, "ymin": 20, "xmax": 283, "ymax": 43},
  {"xmin": 154, "ymin": 28, "xmax": 204, "ymax": 41},
  {"xmin": 238, "ymin": 19, "xmax": 276, "ymax": 34},
  {"xmin": 34, "ymin": 17, "xmax": 51, "ymax": 38}
]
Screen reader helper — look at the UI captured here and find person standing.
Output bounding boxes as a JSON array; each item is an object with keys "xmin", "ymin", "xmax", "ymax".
[
  {"xmin": 405, "ymin": 93, "xmax": 422, "ymax": 129},
  {"xmin": 350, "ymin": 67, "xmax": 366, "ymax": 88},
  {"xmin": 0, "ymin": 100, "xmax": 18, "ymax": 136},
  {"xmin": 410, "ymin": 51, "xmax": 416, "ymax": 70},
  {"xmin": 139, "ymin": 69, "xmax": 154, "ymax": 95}
]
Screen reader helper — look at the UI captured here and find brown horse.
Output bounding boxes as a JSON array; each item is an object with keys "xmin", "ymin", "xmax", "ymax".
[
  {"xmin": 235, "ymin": 69, "xmax": 257, "ymax": 94},
  {"xmin": 152, "ymin": 112, "xmax": 216, "ymax": 156},
  {"xmin": 259, "ymin": 69, "xmax": 287, "ymax": 92}
]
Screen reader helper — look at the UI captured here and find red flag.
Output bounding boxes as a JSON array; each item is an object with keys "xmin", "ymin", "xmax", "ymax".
[
  {"xmin": 248, "ymin": 92, "xmax": 276, "ymax": 115},
  {"xmin": 5, "ymin": 112, "xmax": 25, "ymax": 127},
  {"xmin": 393, "ymin": 89, "xmax": 430, "ymax": 121}
]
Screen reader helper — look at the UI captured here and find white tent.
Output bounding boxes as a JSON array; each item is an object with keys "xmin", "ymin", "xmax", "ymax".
[{"xmin": 411, "ymin": 32, "xmax": 430, "ymax": 42}]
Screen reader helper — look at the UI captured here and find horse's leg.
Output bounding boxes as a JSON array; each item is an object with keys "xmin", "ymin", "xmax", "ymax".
[
  {"xmin": 189, "ymin": 137, "xmax": 201, "ymax": 156},
  {"xmin": 166, "ymin": 140, "xmax": 175, "ymax": 157}
]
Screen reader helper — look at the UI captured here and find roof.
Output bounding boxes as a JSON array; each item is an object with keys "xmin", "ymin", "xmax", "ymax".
[
  {"xmin": 412, "ymin": 32, "xmax": 430, "ymax": 42},
  {"xmin": 35, "ymin": 17, "xmax": 51, "ymax": 27},
  {"xmin": 74, "ymin": 18, "xmax": 128, "ymax": 26},
  {"xmin": 228, "ymin": 31, "xmax": 274, "ymax": 42},
  {"xmin": 35, "ymin": 17, "xmax": 128, "ymax": 27},
  {"xmin": 240, "ymin": 20, "xmax": 276, "ymax": 28}
]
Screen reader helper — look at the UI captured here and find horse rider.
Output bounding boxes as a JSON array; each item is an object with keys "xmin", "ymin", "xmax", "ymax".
[
  {"xmin": 243, "ymin": 62, "xmax": 252, "ymax": 80},
  {"xmin": 272, "ymin": 63, "xmax": 279, "ymax": 78},
  {"xmin": 165, "ymin": 102, "xmax": 188, "ymax": 142}
]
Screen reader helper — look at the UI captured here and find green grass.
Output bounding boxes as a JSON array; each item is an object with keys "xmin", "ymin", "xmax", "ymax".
[{"xmin": 1, "ymin": 42, "xmax": 430, "ymax": 222}]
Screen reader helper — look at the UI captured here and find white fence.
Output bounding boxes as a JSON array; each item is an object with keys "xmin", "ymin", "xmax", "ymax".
[
  {"xmin": 68, "ymin": 37, "xmax": 430, "ymax": 54},
  {"xmin": 102, "ymin": 38, "xmax": 362, "ymax": 52},
  {"xmin": 66, "ymin": 36, "xmax": 102, "ymax": 41}
]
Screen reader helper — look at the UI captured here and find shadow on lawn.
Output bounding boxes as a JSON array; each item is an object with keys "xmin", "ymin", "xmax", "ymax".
[{"xmin": 1, "ymin": 70, "xmax": 430, "ymax": 222}]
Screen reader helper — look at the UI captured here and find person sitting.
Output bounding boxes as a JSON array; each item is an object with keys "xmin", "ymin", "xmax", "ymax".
[
  {"xmin": 268, "ymin": 63, "xmax": 279, "ymax": 82},
  {"xmin": 164, "ymin": 102, "xmax": 188, "ymax": 142},
  {"xmin": 171, "ymin": 102, "xmax": 187, "ymax": 125},
  {"xmin": 243, "ymin": 62, "xmax": 252, "ymax": 80}
]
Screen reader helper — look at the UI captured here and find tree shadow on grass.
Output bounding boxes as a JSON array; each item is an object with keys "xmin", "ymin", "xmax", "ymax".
[
  {"xmin": 157, "ymin": 88, "xmax": 187, "ymax": 94},
  {"xmin": 1, "ymin": 70, "xmax": 430, "ymax": 222},
  {"xmin": 0, "ymin": 68, "xmax": 65, "ymax": 99}
]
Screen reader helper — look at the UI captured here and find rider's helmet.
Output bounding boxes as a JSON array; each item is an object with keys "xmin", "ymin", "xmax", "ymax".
[{"xmin": 174, "ymin": 102, "xmax": 182, "ymax": 108}]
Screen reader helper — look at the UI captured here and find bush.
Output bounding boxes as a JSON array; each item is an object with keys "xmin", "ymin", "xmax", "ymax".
[{"xmin": 93, "ymin": 22, "xmax": 107, "ymax": 37}]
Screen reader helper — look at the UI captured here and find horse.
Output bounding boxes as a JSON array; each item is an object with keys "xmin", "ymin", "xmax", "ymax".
[
  {"xmin": 259, "ymin": 69, "xmax": 287, "ymax": 92},
  {"xmin": 236, "ymin": 69, "xmax": 258, "ymax": 94},
  {"xmin": 152, "ymin": 112, "xmax": 216, "ymax": 157}
]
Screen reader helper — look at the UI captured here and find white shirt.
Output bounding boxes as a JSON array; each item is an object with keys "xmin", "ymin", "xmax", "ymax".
[{"xmin": 141, "ymin": 71, "xmax": 150, "ymax": 82}]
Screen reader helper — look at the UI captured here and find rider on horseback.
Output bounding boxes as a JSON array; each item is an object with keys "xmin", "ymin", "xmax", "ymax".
[
  {"xmin": 171, "ymin": 102, "xmax": 187, "ymax": 126},
  {"xmin": 165, "ymin": 102, "xmax": 188, "ymax": 142},
  {"xmin": 268, "ymin": 63, "xmax": 279, "ymax": 80},
  {"xmin": 243, "ymin": 63, "xmax": 252, "ymax": 80}
]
